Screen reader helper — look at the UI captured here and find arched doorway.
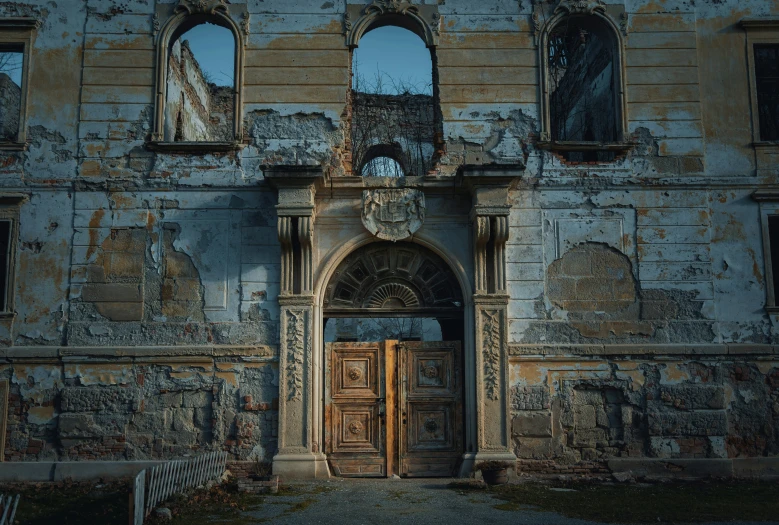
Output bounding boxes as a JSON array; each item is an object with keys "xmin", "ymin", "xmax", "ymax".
[{"xmin": 321, "ymin": 242, "xmax": 466, "ymax": 477}]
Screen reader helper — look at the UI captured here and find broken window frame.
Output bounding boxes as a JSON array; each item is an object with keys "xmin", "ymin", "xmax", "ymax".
[
  {"xmin": 0, "ymin": 194, "xmax": 26, "ymax": 316},
  {"xmin": 535, "ymin": 4, "xmax": 631, "ymax": 160},
  {"xmin": 753, "ymin": 190, "xmax": 779, "ymax": 312},
  {"xmin": 0, "ymin": 18, "xmax": 37, "ymax": 150},
  {"xmin": 742, "ymin": 18, "xmax": 779, "ymax": 146},
  {"xmin": 345, "ymin": 2, "xmax": 443, "ymax": 178},
  {"xmin": 149, "ymin": 2, "xmax": 247, "ymax": 152}
]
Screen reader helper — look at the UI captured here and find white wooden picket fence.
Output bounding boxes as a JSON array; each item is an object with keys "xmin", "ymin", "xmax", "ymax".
[
  {"xmin": 0, "ymin": 493, "xmax": 19, "ymax": 525},
  {"xmin": 132, "ymin": 451, "xmax": 228, "ymax": 525}
]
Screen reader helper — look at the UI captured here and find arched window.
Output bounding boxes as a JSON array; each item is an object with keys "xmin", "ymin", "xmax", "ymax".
[
  {"xmin": 345, "ymin": 2, "xmax": 442, "ymax": 177},
  {"xmin": 537, "ymin": 2, "xmax": 628, "ymax": 162},
  {"xmin": 360, "ymin": 143, "xmax": 405, "ymax": 177},
  {"xmin": 150, "ymin": 1, "xmax": 246, "ymax": 150}
]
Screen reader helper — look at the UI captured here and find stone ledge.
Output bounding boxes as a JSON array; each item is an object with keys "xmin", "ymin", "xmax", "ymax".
[
  {"xmin": 0, "ymin": 461, "xmax": 164, "ymax": 482},
  {"xmin": 607, "ymin": 458, "xmax": 779, "ymax": 480},
  {"xmin": 509, "ymin": 344, "xmax": 779, "ymax": 358},
  {"xmin": 0, "ymin": 345, "xmax": 279, "ymax": 361}
]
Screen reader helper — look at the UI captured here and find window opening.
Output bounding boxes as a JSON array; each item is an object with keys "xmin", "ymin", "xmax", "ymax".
[
  {"xmin": 548, "ymin": 17, "xmax": 618, "ymax": 162},
  {"xmin": 324, "ymin": 317, "xmax": 443, "ymax": 343},
  {"xmin": 164, "ymin": 22, "xmax": 235, "ymax": 142},
  {"xmin": 769, "ymin": 215, "xmax": 779, "ymax": 303},
  {"xmin": 0, "ymin": 45, "xmax": 23, "ymax": 143},
  {"xmin": 362, "ymin": 156, "xmax": 405, "ymax": 177},
  {"xmin": 755, "ymin": 44, "xmax": 779, "ymax": 142},
  {"xmin": 0, "ymin": 220, "xmax": 11, "ymax": 311},
  {"xmin": 351, "ymin": 26, "xmax": 439, "ymax": 177}
]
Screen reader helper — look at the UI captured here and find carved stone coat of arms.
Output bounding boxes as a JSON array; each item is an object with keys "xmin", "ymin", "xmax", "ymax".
[{"xmin": 361, "ymin": 189, "xmax": 425, "ymax": 241}]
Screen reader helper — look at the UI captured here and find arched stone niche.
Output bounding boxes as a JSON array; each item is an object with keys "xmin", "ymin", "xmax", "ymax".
[
  {"xmin": 150, "ymin": 0, "xmax": 248, "ymax": 147},
  {"xmin": 344, "ymin": 0, "xmax": 441, "ymax": 48}
]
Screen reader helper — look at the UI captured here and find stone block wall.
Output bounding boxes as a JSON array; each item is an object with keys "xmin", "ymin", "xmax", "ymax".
[
  {"xmin": 509, "ymin": 353, "xmax": 779, "ymax": 476},
  {"xmin": 2, "ymin": 358, "xmax": 279, "ymax": 462}
]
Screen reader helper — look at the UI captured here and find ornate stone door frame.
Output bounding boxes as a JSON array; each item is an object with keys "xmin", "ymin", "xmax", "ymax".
[
  {"xmin": 267, "ymin": 165, "xmax": 522, "ymax": 478},
  {"xmin": 313, "ymin": 232, "xmax": 477, "ymax": 477}
]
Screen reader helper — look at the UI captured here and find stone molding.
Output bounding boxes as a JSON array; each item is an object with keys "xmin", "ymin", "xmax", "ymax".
[
  {"xmin": 508, "ymin": 343, "xmax": 779, "ymax": 357},
  {"xmin": 344, "ymin": 0, "xmax": 440, "ymax": 48},
  {"xmin": 0, "ymin": 345, "xmax": 278, "ymax": 360},
  {"xmin": 0, "ymin": 380, "xmax": 6, "ymax": 462},
  {"xmin": 267, "ymin": 166, "xmax": 324, "ymax": 295}
]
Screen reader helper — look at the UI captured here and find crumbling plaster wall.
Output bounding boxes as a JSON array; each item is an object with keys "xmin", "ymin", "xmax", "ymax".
[
  {"xmin": 508, "ymin": 355, "xmax": 779, "ymax": 474},
  {"xmin": 0, "ymin": 0, "xmax": 776, "ymax": 470}
]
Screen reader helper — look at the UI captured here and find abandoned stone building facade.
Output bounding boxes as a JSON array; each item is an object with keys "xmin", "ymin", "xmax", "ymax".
[{"xmin": 0, "ymin": 0, "xmax": 778, "ymax": 480}]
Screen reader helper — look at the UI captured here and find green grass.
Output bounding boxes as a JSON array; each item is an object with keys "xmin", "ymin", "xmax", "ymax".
[
  {"xmin": 0, "ymin": 480, "xmax": 130, "ymax": 525},
  {"xmin": 477, "ymin": 481, "xmax": 779, "ymax": 524}
]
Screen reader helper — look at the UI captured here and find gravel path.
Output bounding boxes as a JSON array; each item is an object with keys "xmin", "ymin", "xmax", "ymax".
[{"xmin": 231, "ymin": 478, "xmax": 779, "ymax": 525}]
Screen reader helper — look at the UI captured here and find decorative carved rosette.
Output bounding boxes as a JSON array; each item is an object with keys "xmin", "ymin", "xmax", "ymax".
[{"xmin": 361, "ymin": 189, "xmax": 425, "ymax": 241}]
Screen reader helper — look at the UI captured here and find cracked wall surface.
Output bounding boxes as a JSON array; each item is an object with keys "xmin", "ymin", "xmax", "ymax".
[{"xmin": 0, "ymin": 0, "xmax": 776, "ymax": 476}]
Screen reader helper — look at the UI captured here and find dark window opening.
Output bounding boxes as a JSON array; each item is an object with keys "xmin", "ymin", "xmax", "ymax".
[
  {"xmin": 0, "ymin": 44, "xmax": 23, "ymax": 142},
  {"xmin": 0, "ymin": 220, "xmax": 11, "ymax": 311},
  {"xmin": 755, "ymin": 44, "xmax": 779, "ymax": 142},
  {"xmin": 324, "ymin": 317, "xmax": 444, "ymax": 343},
  {"xmin": 351, "ymin": 26, "xmax": 441, "ymax": 177},
  {"xmin": 548, "ymin": 17, "xmax": 619, "ymax": 162},
  {"xmin": 164, "ymin": 22, "xmax": 235, "ymax": 142},
  {"xmin": 769, "ymin": 215, "xmax": 779, "ymax": 303}
]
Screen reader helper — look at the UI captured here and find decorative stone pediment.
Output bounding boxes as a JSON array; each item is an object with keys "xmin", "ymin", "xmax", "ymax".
[
  {"xmin": 554, "ymin": 0, "xmax": 607, "ymax": 16},
  {"xmin": 174, "ymin": 0, "xmax": 229, "ymax": 15},
  {"xmin": 344, "ymin": 1, "xmax": 439, "ymax": 47},
  {"xmin": 364, "ymin": 0, "xmax": 419, "ymax": 15},
  {"xmin": 362, "ymin": 189, "xmax": 425, "ymax": 241}
]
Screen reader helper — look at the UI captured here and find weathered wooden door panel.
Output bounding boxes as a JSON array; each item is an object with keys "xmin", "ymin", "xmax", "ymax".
[
  {"xmin": 325, "ymin": 342, "xmax": 386, "ymax": 477},
  {"xmin": 399, "ymin": 341, "xmax": 463, "ymax": 478},
  {"xmin": 325, "ymin": 340, "xmax": 463, "ymax": 478}
]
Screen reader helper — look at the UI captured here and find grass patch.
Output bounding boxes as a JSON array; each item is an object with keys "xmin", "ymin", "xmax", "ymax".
[
  {"xmin": 0, "ymin": 480, "xmax": 130, "ymax": 525},
  {"xmin": 147, "ymin": 481, "xmax": 266, "ymax": 525},
  {"xmin": 482, "ymin": 481, "xmax": 779, "ymax": 523},
  {"xmin": 285, "ymin": 497, "xmax": 316, "ymax": 513}
]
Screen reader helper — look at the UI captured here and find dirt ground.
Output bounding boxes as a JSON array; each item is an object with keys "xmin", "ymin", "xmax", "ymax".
[
  {"xmin": 4, "ymin": 477, "xmax": 779, "ymax": 525},
  {"xmin": 155, "ymin": 477, "xmax": 779, "ymax": 525}
]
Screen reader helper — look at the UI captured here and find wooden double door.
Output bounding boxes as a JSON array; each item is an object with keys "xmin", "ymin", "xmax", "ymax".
[{"xmin": 325, "ymin": 340, "xmax": 463, "ymax": 477}]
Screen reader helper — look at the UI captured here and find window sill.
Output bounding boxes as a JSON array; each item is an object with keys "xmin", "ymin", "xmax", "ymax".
[
  {"xmin": 146, "ymin": 141, "xmax": 246, "ymax": 153},
  {"xmin": 754, "ymin": 141, "xmax": 779, "ymax": 151},
  {"xmin": 0, "ymin": 312, "xmax": 16, "ymax": 319},
  {"xmin": 752, "ymin": 190, "xmax": 779, "ymax": 202},
  {"xmin": 766, "ymin": 305, "xmax": 779, "ymax": 314},
  {"xmin": 0, "ymin": 142, "xmax": 28, "ymax": 152},
  {"xmin": 536, "ymin": 141, "xmax": 638, "ymax": 152}
]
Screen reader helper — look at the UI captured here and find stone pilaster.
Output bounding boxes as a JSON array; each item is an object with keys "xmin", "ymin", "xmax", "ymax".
[
  {"xmin": 462, "ymin": 163, "xmax": 523, "ymax": 462},
  {"xmin": 266, "ymin": 166, "xmax": 328, "ymax": 478}
]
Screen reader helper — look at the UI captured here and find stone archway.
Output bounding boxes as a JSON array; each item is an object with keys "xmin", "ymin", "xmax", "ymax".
[
  {"xmin": 322, "ymin": 242, "xmax": 466, "ymax": 477},
  {"xmin": 268, "ymin": 166, "xmax": 521, "ymax": 480}
]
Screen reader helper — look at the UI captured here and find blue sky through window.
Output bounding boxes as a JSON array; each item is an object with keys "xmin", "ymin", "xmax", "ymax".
[
  {"xmin": 179, "ymin": 22, "xmax": 235, "ymax": 87},
  {"xmin": 353, "ymin": 26, "xmax": 432, "ymax": 95}
]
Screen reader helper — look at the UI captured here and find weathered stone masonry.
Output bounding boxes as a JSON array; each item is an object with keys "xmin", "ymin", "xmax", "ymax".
[{"xmin": 0, "ymin": 0, "xmax": 778, "ymax": 480}]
